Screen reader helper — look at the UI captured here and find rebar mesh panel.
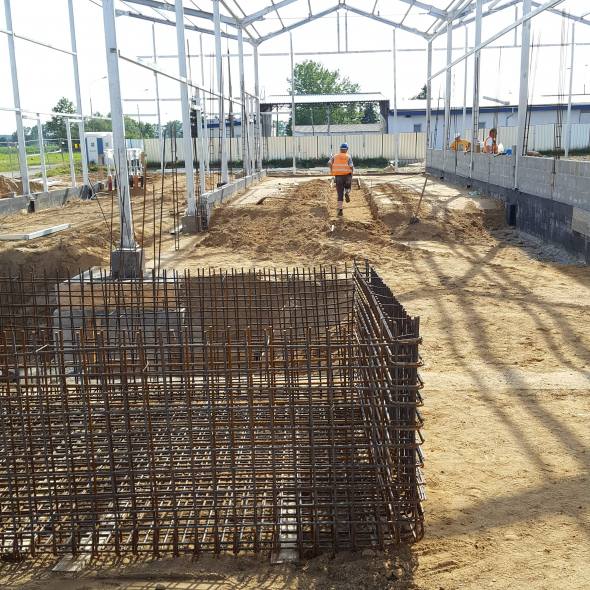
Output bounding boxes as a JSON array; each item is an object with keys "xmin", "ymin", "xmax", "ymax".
[{"xmin": 0, "ymin": 263, "xmax": 424, "ymax": 558}]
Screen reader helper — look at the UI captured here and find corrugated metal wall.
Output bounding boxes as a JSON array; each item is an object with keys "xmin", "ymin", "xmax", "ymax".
[{"xmin": 142, "ymin": 124, "xmax": 590, "ymax": 166}]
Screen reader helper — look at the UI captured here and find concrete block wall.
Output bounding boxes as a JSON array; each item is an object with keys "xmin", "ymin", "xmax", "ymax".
[
  {"xmin": 455, "ymin": 155, "xmax": 471, "ymax": 178},
  {"xmin": 553, "ymin": 159, "xmax": 590, "ymax": 211},
  {"xmin": 489, "ymin": 154, "xmax": 515, "ymax": 189},
  {"xmin": 472, "ymin": 153, "xmax": 490, "ymax": 184},
  {"xmin": 517, "ymin": 156, "xmax": 554, "ymax": 199},
  {"xmin": 443, "ymin": 150, "xmax": 456, "ymax": 174},
  {"xmin": 429, "ymin": 149, "xmax": 444, "ymax": 171},
  {"xmin": 426, "ymin": 148, "xmax": 590, "ymax": 261},
  {"xmin": 202, "ymin": 170, "xmax": 267, "ymax": 227}
]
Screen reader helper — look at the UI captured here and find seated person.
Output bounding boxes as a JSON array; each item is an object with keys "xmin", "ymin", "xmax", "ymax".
[{"xmin": 450, "ymin": 132, "xmax": 471, "ymax": 152}]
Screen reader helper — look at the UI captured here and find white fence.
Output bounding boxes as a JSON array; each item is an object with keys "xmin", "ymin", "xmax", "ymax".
[
  {"xmin": 142, "ymin": 124, "xmax": 590, "ymax": 166},
  {"xmin": 143, "ymin": 133, "xmax": 426, "ymax": 166}
]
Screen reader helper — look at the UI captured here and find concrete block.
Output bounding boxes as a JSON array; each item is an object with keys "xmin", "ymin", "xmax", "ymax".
[
  {"xmin": 110, "ymin": 247, "xmax": 145, "ymax": 279},
  {"xmin": 0, "ymin": 195, "xmax": 31, "ymax": 215}
]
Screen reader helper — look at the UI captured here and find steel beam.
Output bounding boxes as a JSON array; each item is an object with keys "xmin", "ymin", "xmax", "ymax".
[
  {"xmin": 65, "ymin": 118, "xmax": 76, "ymax": 188},
  {"xmin": 68, "ymin": 0, "xmax": 89, "ymax": 187},
  {"xmin": 462, "ymin": 26, "xmax": 468, "ymax": 136},
  {"xmin": 200, "ymin": 34, "xmax": 210, "ymax": 175},
  {"xmin": 121, "ymin": 0, "xmax": 236, "ymax": 26},
  {"xmin": 115, "ymin": 10, "xmax": 242, "ymax": 42},
  {"xmin": 243, "ymin": 0, "xmax": 298, "ymax": 26},
  {"xmin": 0, "ymin": 27, "xmax": 76, "ymax": 55},
  {"xmin": 152, "ymin": 24, "xmax": 164, "ymax": 173},
  {"xmin": 4, "ymin": 0, "xmax": 30, "ymax": 196},
  {"xmin": 342, "ymin": 5, "xmax": 429, "ymax": 39},
  {"xmin": 429, "ymin": 0, "xmax": 565, "ymax": 80},
  {"xmin": 175, "ymin": 0, "xmax": 196, "ymax": 217}
]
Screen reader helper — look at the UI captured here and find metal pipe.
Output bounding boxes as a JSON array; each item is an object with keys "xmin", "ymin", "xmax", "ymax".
[
  {"xmin": 4, "ymin": 0, "xmax": 30, "ymax": 196},
  {"xmin": 68, "ymin": 0, "xmax": 89, "ymax": 187},
  {"xmin": 515, "ymin": 0, "xmax": 532, "ymax": 190},
  {"xmin": 565, "ymin": 23, "xmax": 575, "ymax": 159},
  {"xmin": 213, "ymin": 0, "xmax": 228, "ymax": 184},
  {"xmin": 337, "ymin": 12, "xmax": 340, "ymax": 53}
]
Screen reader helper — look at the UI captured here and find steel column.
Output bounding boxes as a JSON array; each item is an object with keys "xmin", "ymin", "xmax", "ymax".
[
  {"xmin": 200, "ymin": 34, "xmax": 210, "ymax": 175},
  {"xmin": 68, "ymin": 0, "xmax": 89, "ymax": 187},
  {"xmin": 213, "ymin": 0, "xmax": 228, "ymax": 184},
  {"xmin": 254, "ymin": 43, "xmax": 262, "ymax": 172},
  {"xmin": 4, "ymin": 0, "xmax": 30, "ymax": 196},
  {"xmin": 426, "ymin": 40, "xmax": 433, "ymax": 150},
  {"xmin": 238, "ymin": 27, "xmax": 249, "ymax": 176},
  {"xmin": 152, "ymin": 24, "xmax": 164, "ymax": 173},
  {"xmin": 565, "ymin": 23, "xmax": 575, "ymax": 159},
  {"xmin": 393, "ymin": 29, "xmax": 399, "ymax": 172},
  {"xmin": 462, "ymin": 26, "xmax": 468, "ymax": 136},
  {"xmin": 470, "ymin": 0, "xmax": 483, "ymax": 177},
  {"xmin": 290, "ymin": 32, "xmax": 296, "ymax": 175},
  {"xmin": 65, "ymin": 118, "xmax": 76, "ymax": 188},
  {"xmin": 515, "ymin": 0, "xmax": 532, "ymax": 190},
  {"xmin": 37, "ymin": 119, "xmax": 48, "ymax": 193},
  {"xmin": 175, "ymin": 0, "xmax": 196, "ymax": 216},
  {"xmin": 102, "ymin": 0, "xmax": 141, "ymax": 275},
  {"xmin": 443, "ymin": 20, "xmax": 453, "ymax": 150}
]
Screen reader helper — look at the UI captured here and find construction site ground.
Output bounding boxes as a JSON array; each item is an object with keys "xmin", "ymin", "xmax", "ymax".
[{"xmin": 0, "ymin": 172, "xmax": 589, "ymax": 590}]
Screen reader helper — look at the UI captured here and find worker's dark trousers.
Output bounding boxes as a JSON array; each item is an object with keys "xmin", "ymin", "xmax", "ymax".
[{"xmin": 335, "ymin": 174, "xmax": 352, "ymax": 203}]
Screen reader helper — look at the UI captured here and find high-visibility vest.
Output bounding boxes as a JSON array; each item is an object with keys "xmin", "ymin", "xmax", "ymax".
[
  {"xmin": 484, "ymin": 136, "xmax": 498, "ymax": 154},
  {"xmin": 330, "ymin": 152, "xmax": 352, "ymax": 175}
]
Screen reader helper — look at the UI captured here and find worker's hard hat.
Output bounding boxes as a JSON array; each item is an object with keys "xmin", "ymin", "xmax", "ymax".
[
  {"xmin": 454, "ymin": 132, "xmax": 461, "ymax": 138},
  {"xmin": 340, "ymin": 143, "xmax": 348, "ymax": 148}
]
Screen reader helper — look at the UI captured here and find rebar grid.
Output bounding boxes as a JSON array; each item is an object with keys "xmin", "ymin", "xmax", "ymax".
[{"xmin": 0, "ymin": 263, "xmax": 424, "ymax": 558}]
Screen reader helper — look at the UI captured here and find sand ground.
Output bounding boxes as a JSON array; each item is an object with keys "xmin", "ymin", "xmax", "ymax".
[{"xmin": 0, "ymin": 172, "xmax": 589, "ymax": 590}]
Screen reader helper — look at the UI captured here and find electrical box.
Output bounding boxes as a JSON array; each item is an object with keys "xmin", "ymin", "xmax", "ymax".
[{"xmin": 85, "ymin": 132, "xmax": 114, "ymax": 164}]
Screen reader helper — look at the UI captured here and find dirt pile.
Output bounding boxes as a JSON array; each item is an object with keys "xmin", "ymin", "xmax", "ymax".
[
  {"xmin": 0, "ymin": 175, "xmax": 45, "ymax": 196},
  {"xmin": 367, "ymin": 181, "xmax": 506, "ymax": 242}
]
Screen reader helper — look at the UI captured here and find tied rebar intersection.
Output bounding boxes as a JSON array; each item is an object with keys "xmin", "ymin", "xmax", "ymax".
[{"xmin": 0, "ymin": 262, "xmax": 424, "ymax": 559}]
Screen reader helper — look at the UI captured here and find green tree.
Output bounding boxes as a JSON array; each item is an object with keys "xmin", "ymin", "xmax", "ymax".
[
  {"xmin": 87, "ymin": 112, "xmax": 112, "ymax": 133},
  {"xmin": 411, "ymin": 84, "xmax": 427, "ymax": 100},
  {"xmin": 163, "ymin": 120, "xmax": 183, "ymax": 138},
  {"xmin": 361, "ymin": 103, "xmax": 378, "ymax": 124},
  {"xmin": 286, "ymin": 60, "xmax": 363, "ymax": 130},
  {"xmin": 45, "ymin": 97, "xmax": 78, "ymax": 139}
]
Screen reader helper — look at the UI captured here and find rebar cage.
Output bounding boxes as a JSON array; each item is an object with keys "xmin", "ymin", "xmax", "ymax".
[{"xmin": 0, "ymin": 262, "xmax": 424, "ymax": 558}]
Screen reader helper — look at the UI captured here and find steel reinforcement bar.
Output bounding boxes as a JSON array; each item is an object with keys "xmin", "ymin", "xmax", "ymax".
[{"xmin": 0, "ymin": 262, "xmax": 424, "ymax": 558}]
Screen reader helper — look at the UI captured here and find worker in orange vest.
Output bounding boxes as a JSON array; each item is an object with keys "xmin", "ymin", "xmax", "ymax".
[
  {"xmin": 484, "ymin": 128, "xmax": 499, "ymax": 154},
  {"xmin": 328, "ymin": 143, "xmax": 354, "ymax": 216}
]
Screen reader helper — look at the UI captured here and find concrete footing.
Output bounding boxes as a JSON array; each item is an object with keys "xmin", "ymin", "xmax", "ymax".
[
  {"xmin": 181, "ymin": 214, "xmax": 199, "ymax": 234},
  {"xmin": 110, "ymin": 247, "xmax": 145, "ymax": 278}
]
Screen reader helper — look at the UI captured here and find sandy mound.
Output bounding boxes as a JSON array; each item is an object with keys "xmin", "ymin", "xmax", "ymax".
[
  {"xmin": 367, "ymin": 181, "xmax": 506, "ymax": 242},
  {"xmin": 0, "ymin": 175, "xmax": 45, "ymax": 196}
]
